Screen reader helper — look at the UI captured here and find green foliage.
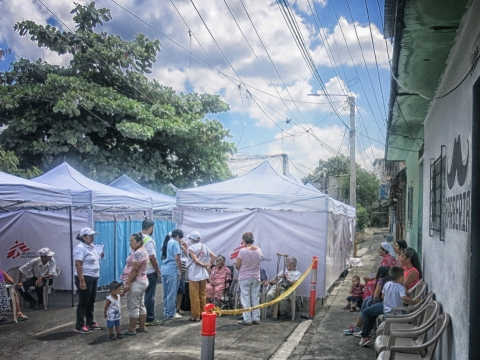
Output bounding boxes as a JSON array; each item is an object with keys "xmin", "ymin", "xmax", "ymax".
[
  {"xmin": 0, "ymin": 2, "xmax": 235, "ymax": 189},
  {"xmin": 302, "ymin": 155, "xmax": 380, "ymax": 208},
  {"xmin": 0, "ymin": 144, "xmax": 42, "ymax": 178},
  {"xmin": 356, "ymin": 204, "xmax": 369, "ymax": 232}
]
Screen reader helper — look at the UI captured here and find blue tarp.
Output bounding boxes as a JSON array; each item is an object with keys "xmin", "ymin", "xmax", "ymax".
[{"xmin": 95, "ymin": 220, "xmax": 176, "ymax": 286}]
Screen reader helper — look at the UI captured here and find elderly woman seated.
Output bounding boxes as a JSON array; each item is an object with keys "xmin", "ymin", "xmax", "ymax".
[{"xmin": 206, "ymin": 255, "xmax": 231, "ymax": 306}]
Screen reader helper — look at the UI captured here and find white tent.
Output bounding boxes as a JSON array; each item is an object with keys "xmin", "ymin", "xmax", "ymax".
[
  {"xmin": 0, "ymin": 171, "xmax": 72, "ymax": 209},
  {"xmin": 176, "ymin": 161, "xmax": 356, "ymax": 298},
  {"xmin": 32, "ymin": 163, "xmax": 154, "ymax": 287},
  {"xmin": 109, "ymin": 174, "xmax": 175, "ymax": 216},
  {"xmin": 0, "ymin": 171, "xmax": 82, "ymax": 298},
  {"xmin": 33, "ymin": 163, "xmax": 153, "ymax": 213}
]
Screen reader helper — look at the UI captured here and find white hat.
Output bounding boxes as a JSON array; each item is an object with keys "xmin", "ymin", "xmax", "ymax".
[
  {"xmin": 80, "ymin": 227, "xmax": 98, "ymax": 236},
  {"xmin": 187, "ymin": 231, "xmax": 201, "ymax": 241},
  {"xmin": 38, "ymin": 247, "xmax": 55, "ymax": 257}
]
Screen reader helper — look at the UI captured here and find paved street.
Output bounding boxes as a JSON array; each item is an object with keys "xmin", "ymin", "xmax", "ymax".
[{"xmin": 0, "ymin": 229, "xmax": 384, "ymax": 360}]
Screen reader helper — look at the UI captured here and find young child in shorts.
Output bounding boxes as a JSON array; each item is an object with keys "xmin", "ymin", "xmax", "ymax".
[{"xmin": 104, "ymin": 281, "xmax": 123, "ymax": 340}]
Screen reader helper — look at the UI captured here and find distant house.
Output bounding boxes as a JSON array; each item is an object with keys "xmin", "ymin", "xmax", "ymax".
[{"xmin": 384, "ymin": 0, "xmax": 479, "ymax": 359}]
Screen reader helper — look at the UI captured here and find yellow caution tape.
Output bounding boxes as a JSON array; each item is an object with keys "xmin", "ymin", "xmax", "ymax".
[{"xmin": 213, "ymin": 257, "xmax": 317, "ymax": 316}]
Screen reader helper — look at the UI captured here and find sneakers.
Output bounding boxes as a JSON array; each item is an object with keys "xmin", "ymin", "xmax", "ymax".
[
  {"xmin": 109, "ymin": 333, "xmax": 117, "ymax": 340},
  {"xmin": 88, "ymin": 323, "xmax": 103, "ymax": 330},
  {"xmin": 74, "ymin": 326, "xmax": 92, "ymax": 334},
  {"xmin": 173, "ymin": 313, "xmax": 182, "ymax": 319},
  {"xmin": 343, "ymin": 325, "xmax": 360, "ymax": 335},
  {"xmin": 238, "ymin": 320, "xmax": 252, "ymax": 325},
  {"xmin": 358, "ymin": 337, "xmax": 372, "ymax": 347},
  {"xmin": 252, "ymin": 320, "xmax": 260, "ymax": 325},
  {"xmin": 34, "ymin": 303, "xmax": 44, "ymax": 310},
  {"xmin": 353, "ymin": 330, "xmax": 363, "ymax": 338}
]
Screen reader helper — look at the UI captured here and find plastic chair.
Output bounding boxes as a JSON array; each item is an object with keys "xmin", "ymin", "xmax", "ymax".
[
  {"xmin": 375, "ymin": 301, "xmax": 440, "ymax": 354},
  {"xmin": 377, "ymin": 313, "xmax": 450, "ymax": 360},
  {"xmin": 4, "ymin": 284, "xmax": 18, "ymax": 323}
]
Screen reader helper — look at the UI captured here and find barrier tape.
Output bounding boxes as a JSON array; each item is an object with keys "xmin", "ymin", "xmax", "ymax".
[{"xmin": 213, "ymin": 257, "xmax": 318, "ymax": 316}]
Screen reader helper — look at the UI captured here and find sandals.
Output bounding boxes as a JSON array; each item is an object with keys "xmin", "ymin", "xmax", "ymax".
[
  {"xmin": 109, "ymin": 334, "xmax": 117, "ymax": 340},
  {"xmin": 0, "ymin": 316, "xmax": 8, "ymax": 322},
  {"xmin": 188, "ymin": 317, "xmax": 201, "ymax": 322},
  {"xmin": 122, "ymin": 331, "xmax": 137, "ymax": 336},
  {"xmin": 135, "ymin": 328, "xmax": 148, "ymax": 332},
  {"xmin": 17, "ymin": 315, "xmax": 29, "ymax": 322},
  {"xmin": 177, "ymin": 309, "xmax": 185, "ymax": 314}
]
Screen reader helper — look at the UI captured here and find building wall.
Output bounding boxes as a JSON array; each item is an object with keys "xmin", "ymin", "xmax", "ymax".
[{"xmin": 421, "ymin": 3, "xmax": 480, "ymax": 358}]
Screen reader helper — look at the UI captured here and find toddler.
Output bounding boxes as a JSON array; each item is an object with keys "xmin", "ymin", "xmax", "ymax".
[
  {"xmin": 344, "ymin": 275, "xmax": 364, "ymax": 311},
  {"xmin": 104, "ymin": 281, "xmax": 123, "ymax": 340}
]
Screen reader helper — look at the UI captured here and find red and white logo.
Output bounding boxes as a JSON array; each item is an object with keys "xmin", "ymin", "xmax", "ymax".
[
  {"xmin": 230, "ymin": 243, "xmax": 244, "ymax": 260},
  {"xmin": 6, "ymin": 240, "xmax": 31, "ymax": 259}
]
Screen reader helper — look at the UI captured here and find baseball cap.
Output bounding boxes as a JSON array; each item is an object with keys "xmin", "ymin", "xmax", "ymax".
[
  {"xmin": 38, "ymin": 247, "xmax": 55, "ymax": 257},
  {"xmin": 187, "ymin": 231, "xmax": 201, "ymax": 241},
  {"xmin": 80, "ymin": 227, "xmax": 98, "ymax": 236}
]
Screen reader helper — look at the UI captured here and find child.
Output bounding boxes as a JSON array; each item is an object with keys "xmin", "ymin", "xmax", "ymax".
[
  {"xmin": 104, "ymin": 281, "xmax": 123, "ymax": 340},
  {"xmin": 357, "ymin": 266, "xmax": 420, "ymax": 346},
  {"xmin": 344, "ymin": 275, "xmax": 364, "ymax": 311}
]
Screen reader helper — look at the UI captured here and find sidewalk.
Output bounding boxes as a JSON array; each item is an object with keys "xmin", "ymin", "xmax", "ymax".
[{"xmin": 287, "ymin": 228, "xmax": 386, "ymax": 360}]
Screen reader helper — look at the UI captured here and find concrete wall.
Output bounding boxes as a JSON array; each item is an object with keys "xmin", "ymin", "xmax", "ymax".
[
  {"xmin": 404, "ymin": 150, "xmax": 421, "ymax": 252},
  {"xmin": 421, "ymin": 3, "xmax": 480, "ymax": 358}
]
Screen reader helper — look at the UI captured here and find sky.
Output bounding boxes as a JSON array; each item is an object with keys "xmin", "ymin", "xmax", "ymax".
[{"xmin": 0, "ymin": 0, "xmax": 391, "ymax": 182}]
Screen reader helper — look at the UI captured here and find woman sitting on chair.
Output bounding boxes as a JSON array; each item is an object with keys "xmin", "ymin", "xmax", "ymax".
[
  {"xmin": 206, "ymin": 255, "xmax": 231, "ymax": 306},
  {"xmin": 0, "ymin": 264, "xmax": 28, "ymax": 322}
]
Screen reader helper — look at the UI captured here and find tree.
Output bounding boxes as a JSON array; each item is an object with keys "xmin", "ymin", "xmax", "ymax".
[
  {"xmin": 0, "ymin": 144, "xmax": 42, "ymax": 178},
  {"xmin": 0, "ymin": 2, "xmax": 235, "ymax": 190},
  {"xmin": 302, "ymin": 155, "xmax": 380, "ymax": 209}
]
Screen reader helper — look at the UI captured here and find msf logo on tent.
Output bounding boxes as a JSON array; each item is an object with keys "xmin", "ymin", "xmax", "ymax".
[{"xmin": 6, "ymin": 240, "xmax": 35, "ymax": 259}]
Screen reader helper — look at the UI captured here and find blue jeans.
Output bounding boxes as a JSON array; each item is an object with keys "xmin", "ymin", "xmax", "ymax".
[
  {"xmin": 359, "ymin": 297, "xmax": 373, "ymax": 319},
  {"xmin": 162, "ymin": 274, "xmax": 179, "ymax": 319},
  {"xmin": 239, "ymin": 278, "xmax": 260, "ymax": 323},
  {"xmin": 145, "ymin": 272, "xmax": 158, "ymax": 322},
  {"xmin": 361, "ymin": 302, "xmax": 384, "ymax": 338}
]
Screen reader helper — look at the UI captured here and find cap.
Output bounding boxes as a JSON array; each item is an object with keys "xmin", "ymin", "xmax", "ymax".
[
  {"xmin": 38, "ymin": 247, "xmax": 55, "ymax": 257},
  {"xmin": 80, "ymin": 227, "xmax": 98, "ymax": 236},
  {"xmin": 187, "ymin": 231, "xmax": 201, "ymax": 241}
]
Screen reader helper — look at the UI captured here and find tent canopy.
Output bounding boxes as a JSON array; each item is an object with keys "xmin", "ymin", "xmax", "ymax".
[
  {"xmin": 177, "ymin": 161, "xmax": 329, "ymax": 212},
  {"xmin": 0, "ymin": 171, "xmax": 72, "ymax": 209},
  {"xmin": 33, "ymin": 163, "xmax": 152, "ymax": 212},
  {"xmin": 109, "ymin": 174, "xmax": 175, "ymax": 212},
  {"xmin": 305, "ymin": 182, "xmax": 356, "ymax": 217}
]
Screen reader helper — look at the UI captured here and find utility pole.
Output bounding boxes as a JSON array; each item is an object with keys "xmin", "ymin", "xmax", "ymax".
[
  {"xmin": 282, "ymin": 153, "xmax": 289, "ymax": 175},
  {"xmin": 348, "ymin": 96, "xmax": 356, "ymax": 207}
]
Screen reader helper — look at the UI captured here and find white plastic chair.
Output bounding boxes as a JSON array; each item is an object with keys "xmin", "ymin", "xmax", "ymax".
[{"xmin": 5, "ymin": 284, "xmax": 18, "ymax": 323}]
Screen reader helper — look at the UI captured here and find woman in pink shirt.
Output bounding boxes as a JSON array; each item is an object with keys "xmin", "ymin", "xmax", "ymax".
[
  {"xmin": 235, "ymin": 232, "xmax": 263, "ymax": 325},
  {"xmin": 121, "ymin": 233, "xmax": 149, "ymax": 335}
]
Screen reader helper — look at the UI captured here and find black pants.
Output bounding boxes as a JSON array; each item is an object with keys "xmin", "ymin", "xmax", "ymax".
[
  {"xmin": 18, "ymin": 277, "xmax": 47, "ymax": 305},
  {"xmin": 75, "ymin": 275, "xmax": 98, "ymax": 330}
]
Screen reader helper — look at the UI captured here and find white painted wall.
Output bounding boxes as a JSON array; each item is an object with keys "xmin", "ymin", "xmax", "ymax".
[{"xmin": 421, "ymin": 3, "xmax": 480, "ymax": 359}]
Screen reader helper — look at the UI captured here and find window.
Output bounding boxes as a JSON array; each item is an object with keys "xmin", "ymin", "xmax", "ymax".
[
  {"xmin": 429, "ymin": 146, "xmax": 446, "ymax": 240},
  {"xmin": 407, "ymin": 185, "xmax": 413, "ymax": 228}
]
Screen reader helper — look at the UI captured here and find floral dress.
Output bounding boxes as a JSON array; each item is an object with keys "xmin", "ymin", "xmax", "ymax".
[
  {"xmin": 380, "ymin": 253, "xmax": 399, "ymax": 267},
  {"xmin": 206, "ymin": 266, "xmax": 231, "ymax": 300},
  {"xmin": 0, "ymin": 270, "xmax": 11, "ymax": 313}
]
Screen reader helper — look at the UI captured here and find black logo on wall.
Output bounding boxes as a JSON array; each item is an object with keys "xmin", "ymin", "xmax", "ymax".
[{"xmin": 447, "ymin": 135, "xmax": 469, "ymax": 190}]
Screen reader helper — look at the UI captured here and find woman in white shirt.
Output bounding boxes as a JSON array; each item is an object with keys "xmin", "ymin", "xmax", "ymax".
[{"xmin": 73, "ymin": 227, "xmax": 103, "ymax": 334}]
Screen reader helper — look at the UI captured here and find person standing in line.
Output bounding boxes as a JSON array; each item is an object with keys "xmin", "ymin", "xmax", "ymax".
[
  {"xmin": 73, "ymin": 228, "xmax": 104, "ymax": 334},
  {"xmin": 187, "ymin": 231, "xmax": 215, "ymax": 322},
  {"xmin": 176, "ymin": 237, "xmax": 189, "ymax": 315},
  {"xmin": 160, "ymin": 229, "xmax": 184, "ymax": 320},
  {"xmin": 121, "ymin": 233, "xmax": 149, "ymax": 335},
  {"xmin": 235, "ymin": 232, "xmax": 262, "ymax": 326},
  {"xmin": 141, "ymin": 219, "xmax": 162, "ymax": 326}
]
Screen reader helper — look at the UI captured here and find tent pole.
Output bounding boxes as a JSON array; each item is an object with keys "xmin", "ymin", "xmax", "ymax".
[
  {"xmin": 69, "ymin": 206, "xmax": 74, "ymax": 308},
  {"xmin": 113, "ymin": 215, "xmax": 117, "ymax": 280}
]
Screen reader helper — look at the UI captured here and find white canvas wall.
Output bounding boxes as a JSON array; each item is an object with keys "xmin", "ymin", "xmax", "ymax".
[
  {"xmin": 178, "ymin": 207, "xmax": 328, "ymax": 298},
  {"xmin": 421, "ymin": 3, "xmax": 480, "ymax": 358},
  {"xmin": 0, "ymin": 209, "xmax": 90, "ymax": 290}
]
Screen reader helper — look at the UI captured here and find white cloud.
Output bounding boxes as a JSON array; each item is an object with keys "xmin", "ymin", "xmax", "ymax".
[{"xmin": 312, "ymin": 16, "xmax": 392, "ymax": 69}]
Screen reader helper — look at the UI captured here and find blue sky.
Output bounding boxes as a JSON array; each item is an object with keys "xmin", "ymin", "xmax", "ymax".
[{"xmin": 0, "ymin": 0, "xmax": 391, "ymax": 181}]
